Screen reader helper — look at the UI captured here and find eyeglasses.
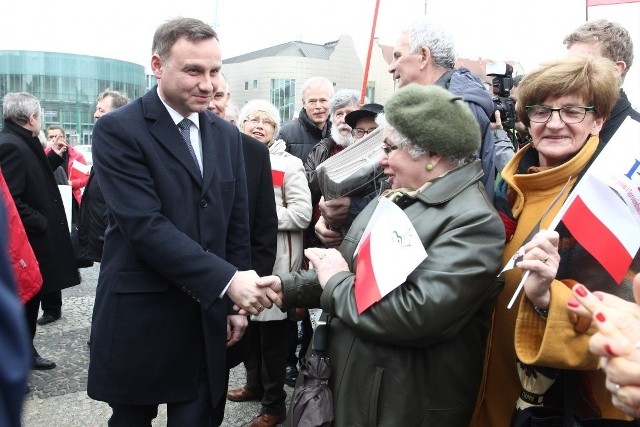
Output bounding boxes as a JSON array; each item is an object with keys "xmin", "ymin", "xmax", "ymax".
[
  {"xmin": 525, "ymin": 105, "xmax": 596, "ymax": 124},
  {"xmin": 244, "ymin": 117, "xmax": 275, "ymax": 128},
  {"xmin": 352, "ymin": 128, "xmax": 377, "ymax": 138},
  {"xmin": 382, "ymin": 144, "xmax": 399, "ymax": 155}
]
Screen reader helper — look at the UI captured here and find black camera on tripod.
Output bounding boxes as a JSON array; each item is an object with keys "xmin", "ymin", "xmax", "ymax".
[{"xmin": 487, "ymin": 62, "xmax": 516, "ymax": 130}]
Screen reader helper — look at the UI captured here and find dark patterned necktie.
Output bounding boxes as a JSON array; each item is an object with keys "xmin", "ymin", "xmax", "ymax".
[{"xmin": 178, "ymin": 118, "xmax": 201, "ymax": 173}]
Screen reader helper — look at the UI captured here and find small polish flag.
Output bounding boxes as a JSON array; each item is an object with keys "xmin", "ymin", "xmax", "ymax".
[
  {"xmin": 270, "ymin": 155, "xmax": 286, "ymax": 187},
  {"xmin": 354, "ymin": 197, "xmax": 427, "ymax": 313},
  {"xmin": 553, "ymin": 118, "xmax": 640, "ymax": 282}
]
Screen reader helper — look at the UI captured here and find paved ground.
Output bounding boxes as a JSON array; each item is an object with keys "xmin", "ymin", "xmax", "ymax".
[{"xmin": 22, "ymin": 264, "xmax": 293, "ymax": 427}]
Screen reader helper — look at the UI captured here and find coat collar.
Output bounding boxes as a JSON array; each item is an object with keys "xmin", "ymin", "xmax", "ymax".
[{"xmin": 416, "ymin": 160, "xmax": 484, "ymax": 205}]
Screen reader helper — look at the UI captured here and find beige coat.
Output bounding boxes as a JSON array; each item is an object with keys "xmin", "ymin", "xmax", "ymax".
[{"xmin": 252, "ymin": 138, "xmax": 312, "ymax": 321}]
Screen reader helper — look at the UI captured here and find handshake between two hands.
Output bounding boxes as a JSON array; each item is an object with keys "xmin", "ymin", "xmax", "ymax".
[
  {"xmin": 227, "ymin": 270, "xmax": 283, "ymax": 316},
  {"xmin": 227, "ymin": 248, "xmax": 349, "ymax": 316}
]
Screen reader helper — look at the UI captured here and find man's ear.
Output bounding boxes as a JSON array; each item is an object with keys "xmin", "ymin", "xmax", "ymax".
[
  {"xmin": 420, "ymin": 46, "xmax": 431, "ymax": 70},
  {"xmin": 151, "ymin": 54, "xmax": 163, "ymax": 78},
  {"xmin": 614, "ymin": 60, "xmax": 627, "ymax": 80}
]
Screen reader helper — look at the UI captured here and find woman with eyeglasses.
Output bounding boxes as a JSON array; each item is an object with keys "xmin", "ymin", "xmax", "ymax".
[
  {"xmin": 258, "ymin": 84, "xmax": 505, "ymax": 426},
  {"xmin": 472, "ymin": 55, "xmax": 636, "ymax": 426},
  {"xmin": 229, "ymin": 99, "xmax": 312, "ymax": 426}
]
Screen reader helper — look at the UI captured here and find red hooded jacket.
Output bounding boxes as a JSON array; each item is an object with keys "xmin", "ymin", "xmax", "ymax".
[{"xmin": 0, "ymin": 169, "xmax": 42, "ymax": 303}]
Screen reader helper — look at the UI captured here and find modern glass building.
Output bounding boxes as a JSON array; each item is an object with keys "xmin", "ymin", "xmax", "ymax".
[{"xmin": 0, "ymin": 50, "xmax": 147, "ymax": 145}]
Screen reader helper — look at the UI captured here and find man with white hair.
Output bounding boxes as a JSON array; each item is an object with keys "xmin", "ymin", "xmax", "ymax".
[
  {"xmin": 388, "ymin": 20, "xmax": 497, "ymax": 200},
  {"xmin": 279, "ymin": 76, "xmax": 334, "ymax": 161},
  {"xmin": 0, "ymin": 92, "xmax": 80, "ymax": 371}
]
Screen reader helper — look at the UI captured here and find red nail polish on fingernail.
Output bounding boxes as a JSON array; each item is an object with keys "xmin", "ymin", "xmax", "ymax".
[
  {"xmin": 575, "ymin": 286, "xmax": 588, "ymax": 297},
  {"xmin": 596, "ymin": 312, "xmax": 606, "ymax": 322},
  {"xmin": 605, "ymin": 344, "xmax": 616, "ymax": 357},
  {"xmin": 567, "ymin": 299, "xmax": 580, "ymax": 308}
]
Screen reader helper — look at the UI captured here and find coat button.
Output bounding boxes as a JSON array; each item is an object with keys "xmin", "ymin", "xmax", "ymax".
[{"xmin": 200, "ymin": 199, "xmax": 208, "ymax": 208}]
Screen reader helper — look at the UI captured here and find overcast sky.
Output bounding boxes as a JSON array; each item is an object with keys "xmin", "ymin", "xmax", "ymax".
[{"xmin": 1, "ymin": 0, "xmax": 638, "ymax": 105}]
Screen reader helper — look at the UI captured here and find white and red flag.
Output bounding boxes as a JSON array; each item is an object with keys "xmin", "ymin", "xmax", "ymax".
[
  {"xmin": 270, "ymin": 155, "xmax": 286, "ymax": 187},
  {"xmin": 353, "ymin": 197, "xmax": 427, "ymax": 314},
  {"xmin": 551, "ymin": 118, "xmax": 640, "ymax": 283}
]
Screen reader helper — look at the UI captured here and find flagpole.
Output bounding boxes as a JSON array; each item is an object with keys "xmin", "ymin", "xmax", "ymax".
[
  {"xmin": 586, "ymin": 0, "xmax": 589, "ymax": 20},
  {"xmin": 360, "ymin": 0, "xmax": 381, "ymax": 106}
]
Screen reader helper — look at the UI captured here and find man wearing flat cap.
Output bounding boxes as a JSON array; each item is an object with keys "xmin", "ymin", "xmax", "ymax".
[{"xmin": 313, "ymin": 102, "xmax": 386, "ymax": 248}]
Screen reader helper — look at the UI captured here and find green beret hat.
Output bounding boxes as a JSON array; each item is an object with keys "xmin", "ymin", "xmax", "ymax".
[{"xmin": 385, "ymin": 84, "xmax": 480, "ymax": 157}]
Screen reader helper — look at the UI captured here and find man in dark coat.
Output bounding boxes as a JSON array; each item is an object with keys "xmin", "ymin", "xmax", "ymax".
[
  {"xmin": 277, "ymin": 76, "xmax": 335, "ymax": 387},
  {"xmin": 77, "ymin": 90, "xmax": 130, "ymax": 265},
  {"xmin": 87, "ymin": 18, "xmax": 278, "ymax": 426},
  {"xmin": 0, "ymin": 92, "xmax": 80, "ymax": 370},
  {"xmin": 207, "ymin": 74, "xmax": 279, "ymax": 426}
]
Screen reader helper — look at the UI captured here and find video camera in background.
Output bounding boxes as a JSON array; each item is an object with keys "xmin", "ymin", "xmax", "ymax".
[{"xmin": 487, "ymin": 62, "xmax": 516, "ymax": 130}]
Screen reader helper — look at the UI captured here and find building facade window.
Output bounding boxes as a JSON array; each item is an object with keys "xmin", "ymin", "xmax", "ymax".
[
  {"xmin": 0, "ymin": 51, "xmax": 147, "ymax": 144},
  {"xmin": 244, "ymin": 81, "xmax": 249, "ymax": 91},
  {"xmin": 270, "ymin": 78, "xmax": 296, "ymax": 122},
  {"xmin": 252, "ymin": 79, "xmax": 258, "ymax": 89}
]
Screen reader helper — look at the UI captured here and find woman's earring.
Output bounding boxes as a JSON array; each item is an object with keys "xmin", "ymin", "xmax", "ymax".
[{"xmin": 425, "ymin": 163, "xmax": 434, "ymax": 171}]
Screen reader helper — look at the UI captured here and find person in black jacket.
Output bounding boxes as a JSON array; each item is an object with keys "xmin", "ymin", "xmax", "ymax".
[
  {"xmin": 278, "ymin": 76, "xmax": 334, "ymax": 162},
  {"xmin": 77, "ymin": 90, "xmax": 129, "ymax": 266},
  {"xmin": 207, "ymin": 74, "xmax": 279, "ymax": 427},
  {"xmin": 0, "ymin": 92, "xmax": 80, "ymax": 371},
  {"xmin": 277, "ymin": 76, "xmax": 335, "ymax": 387}
]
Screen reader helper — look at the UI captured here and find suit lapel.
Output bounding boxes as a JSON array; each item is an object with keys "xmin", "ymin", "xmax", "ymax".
[{"xmin": 199, "ymin": 112, "xmax": 218, "ymax": 191}]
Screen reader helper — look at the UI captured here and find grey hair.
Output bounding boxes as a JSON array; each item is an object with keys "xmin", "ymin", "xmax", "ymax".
[
  {"xmin": 301, "ymin": 76, "xmax": 334, "ymax": 100},
  {"xmin": 152, "ymin": 17, "xmax": 217, "ymax": 60},
  {"xmin": 376, "ymin": 113, "xmax": 476, "ymax": 166},
  {"xmin": 405, "ymin": 20, "xmax": 457, "ymax": 70},
  {"xmin": 3, "ymin": 92, "xmax": 41, "ymax": 125},
  {"xmin": 376, "ymin": 113, "xmax": 424, "ymax": 159},
  {"xmin": 329, "ymin": 89, "xmax": 362, "ymax": 115},
  {"xmin": 97, "ymin": 89, "xmax": 129, "ymax": 109}
]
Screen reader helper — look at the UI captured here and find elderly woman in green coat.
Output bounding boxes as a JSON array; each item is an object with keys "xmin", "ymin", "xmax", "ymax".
[{"xmin": 259, "ymin": 84, "xmax": 505, "ymax": 426}]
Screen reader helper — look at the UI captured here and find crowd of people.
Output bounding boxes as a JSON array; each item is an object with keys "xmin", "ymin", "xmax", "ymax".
[{"xmin": 0, "ymin": 14, "xmax": 639, "ymax": 427}]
